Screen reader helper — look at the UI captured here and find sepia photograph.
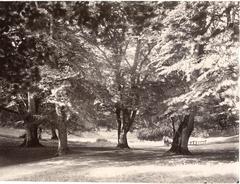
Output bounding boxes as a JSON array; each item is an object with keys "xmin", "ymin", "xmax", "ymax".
[{"xmin": 0, "ymin": 1, "xmax": 239, "ymax": 183}]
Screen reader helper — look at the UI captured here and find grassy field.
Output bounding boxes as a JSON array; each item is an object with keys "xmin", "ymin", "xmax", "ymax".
[{"xmin": 0, "ymin": 128, "xmax": 238, "ymax": 182}]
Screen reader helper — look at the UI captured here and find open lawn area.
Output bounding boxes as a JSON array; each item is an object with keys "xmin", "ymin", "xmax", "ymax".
[{"xmin": 0, "ymin": 128, "xmax": 239, "ymax": 183}]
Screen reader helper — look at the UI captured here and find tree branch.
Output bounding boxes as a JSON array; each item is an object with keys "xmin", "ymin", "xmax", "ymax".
[
  {"xmin": 140, "ymin": 73, "xmax": 149, "ymax": 86},
  {"xmin": 74, "ymin": 31, "xmax": 114, "ymax": 67},
  {"xmin": 130, "ymin": 39, "xmax": 142, "ymax": 85},
  {"xmin": 18, "ymin": 94, "xmax": 27, "ymax": 110},
  {"xmin": 122, "ymin": 41, "xmax": 131, "ymax": 67},
  {"xmin": 139, "ymin": 43, "xmax": 156, "ymax": 72},
  {"xmin": 132, "ymin": 39, "xmax": 142, "ymax": 72}
]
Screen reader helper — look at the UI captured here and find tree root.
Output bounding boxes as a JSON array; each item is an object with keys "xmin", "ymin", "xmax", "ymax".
[
  {"xmin": 164, "ymin": 148, "xmax": 192, "ymax": 156},
  {"xmin": 116, "ymin": 144, "xmax": 130, "ymax": 149}
]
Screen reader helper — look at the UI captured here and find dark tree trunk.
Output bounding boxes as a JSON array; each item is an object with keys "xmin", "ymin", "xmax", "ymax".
[
  {"xmin": 38, "ymin": 127, "xmax": 42, "ymax": 140},
  {"xmin": 21, "ymin": 123, "xmax": 42, "ymax": 147},
  {"xmin": 116, "ymin": 104, "xmax": 122, "ymax": 146},
  {"xmin": 51, "ymin": 127, "xmax": 58, "ymax": 140},
  {"xmin": 167, "ymin": 112, "xmax": 195, "ymax": 155},
  {"xmin": 116, "ymin": 108, "xmax": 130, "ymax": 149},
  {"xmin": 118, "ymin": 130, "xmax": 129, "ymax": 148},
  {"xmin": 26, "ymin": 124, "xmax": 40, "ymax": 146},
  {"xmin": 116, "ymin": 106, "xmax": 136, "ymax": 149},
  {"xmin": 170, "ymin": 117, "xmax": 176, "ymax": 137},
  {"xmin": 119, "ymin": 107, "xmax": 129, "ymax": 148}
]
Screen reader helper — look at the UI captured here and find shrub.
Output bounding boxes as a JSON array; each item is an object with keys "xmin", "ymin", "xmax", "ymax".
[
  {"xmin": 137, "ymin": 128, "xmax": 161, "ymax": 141},
  {"xmin": 137, "ymin": 126, "xmax": 173, "ymax": 141}
]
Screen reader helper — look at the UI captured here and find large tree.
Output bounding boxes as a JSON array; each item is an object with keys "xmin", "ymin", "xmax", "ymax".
[
  {"xmin": 149, "ymin": 2, "xmax": 239, "ymax": 154},
  {"xmin": 69, "ymin": 2, "xmax": 166, "ymax": 148},
  {"xmin": 0, "ymin": 2, "xmax": 50, "ymax": 147},
  {"xmin": 0, "ymin": 2, "xmax": 99, "ymax": 153}
]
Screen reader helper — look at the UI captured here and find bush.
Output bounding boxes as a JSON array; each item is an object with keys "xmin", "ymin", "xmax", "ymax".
[
  {"xmin": 192, "ymin": 128, "xmax": 209, "ymax": 137},
  {"xmin": 137, "ymin": 128, "xmax": 162, "ymax": 141},
  {"xmin": 137, "ymin": 125, "xmax": 174, "ymax": 141}
]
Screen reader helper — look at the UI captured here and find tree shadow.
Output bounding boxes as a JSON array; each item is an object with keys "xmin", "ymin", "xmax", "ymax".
[
  {"xmin": 0, "ymin": 136, "xmax": 57, "ymax": 167},
  {"xmin": 0, "ymin": 136, "xmax": 238, "ymax": 168},
  {"xmin": 193, "ymin": 150, "xmax": 238, "ymax": 162},
  {"xmin": 64, "ymin": 142, "xmax": 238, "ymax": 167}
]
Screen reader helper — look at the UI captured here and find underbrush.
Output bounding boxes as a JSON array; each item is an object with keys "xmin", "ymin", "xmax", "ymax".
[{"xmin": 137, "ymin": 128, "xmax": 172, "ymax": 141}]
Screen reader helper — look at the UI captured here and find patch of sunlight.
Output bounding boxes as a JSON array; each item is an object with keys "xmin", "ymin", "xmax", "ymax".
[
  {"xmin": 69, "ymin": 137, "xmax": 97, "ymax": 143},
  {"xmin": 33, "ymin": 160, "xmax": 76, "ymax": 166},
  {"xmin": 206, "ymin": 135, "xmax": 239, "ymax": 143},
  {"xmin": 0, "ymin": 164, "xmax": 51, "ymax": 181},
  {"xmin": 29, "ymin": 158, "xmax": 97, "ymax": 167},
  {"xmin": 0, "ymin": 158, "xmax": 96, "ymax": 180},
  {"xmin": 85, "ymin": 162, "xmax": 239, "ymax": 179},
  {"xmin": 0, "ymin": 127, "xmax": 25, "ymax": 137},
  {"xmin": 130, "ymin": 140, "xmax": 164, "ymax": 148},
  {"xmin": 68, "ymin": 130, "xmax": 165, "ymax": 148}
]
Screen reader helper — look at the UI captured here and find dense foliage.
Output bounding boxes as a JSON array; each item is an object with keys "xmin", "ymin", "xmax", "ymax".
[{"xmin": 0, "ymin": 2, "xmax": 238, "ymax": 148}]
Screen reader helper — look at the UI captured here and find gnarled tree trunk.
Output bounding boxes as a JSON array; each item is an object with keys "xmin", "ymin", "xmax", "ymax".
[
  {"xmin": 116, "ymin": 104, "xmax": 136, "ymax": 149},
  {"xmin": 118, "ymin": 130, "xmax": 129, "ymax": 148},
  {"xmin": 167, "ymin": 111, "xmax": 195, "ymax": 155}
]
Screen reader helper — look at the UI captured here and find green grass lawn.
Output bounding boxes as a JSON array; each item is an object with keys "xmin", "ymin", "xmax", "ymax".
[{"xmin": 0, "ymin": 128, "xmax": 239, "ymax": 182}]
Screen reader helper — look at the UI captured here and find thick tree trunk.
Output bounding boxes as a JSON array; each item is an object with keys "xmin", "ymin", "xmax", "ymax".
[
  {"xmin": 51, "ymin": 127, "xmax": 58, "ymax": 140},
  {"xmin": 117, "ymin": 130, "xmax": 129, "ymax": 148},
  {"xmin": 25, "ymin": 124, "xmax": 40, "ymax": 146},
  {"xmin": 56, "ymin": 105, "xmax": 68, "ymax": 155},
  {"xmin": 21, "ymin": 123, "xmax": 42, "ymax": 147},
  {"xmin": 167, "ymin": 111, "xmax": 195, "ymax": 155},
  {"xmin": 116, "ymin": 106, "xmax": 136, "ymax": 149},
  {"xmin": 21, "ymin": 91, "xmax": 42, "ymax": 147}
]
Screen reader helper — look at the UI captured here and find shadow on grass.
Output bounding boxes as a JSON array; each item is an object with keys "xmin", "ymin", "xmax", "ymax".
[
  {"xmin": 0, "ymin": 135, "xmax": 238, "ymax": 168},
  {"xmin": 63, "ymin": 142, "xmax": 238, "ymax": 168},
  {"xmin": 0, "ymin": 136, "xmax": 57, "ymax": 167}
]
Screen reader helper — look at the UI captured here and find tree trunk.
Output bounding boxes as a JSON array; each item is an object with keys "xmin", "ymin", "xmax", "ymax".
[
  {"xmin": 57, "ymin": 121, "xmax": 68, "ymax": 155},
  {"xmin": 21, "ymin": 91, "xmax": 42, "ymax": 147},
  {"xmin": 117, "ymin": 130, "xmax": 129, "ymax": 148},
  {"xmin": 167, "ymin": 111, "xmax": 195, "ymax": 155},
  {"xmin": 51, "ymin": 127, "xmax": 58, "ymax": 140},
  {"xmin": 21, "ymin": 123, "xmax": 42, "ymax": 147},
  {"xmin": 116, "ymin": 107, "xmax": 136, "ymax": 149},
  {"xmin": 38, "ymin": 127, "xmax": 42, "ymax": 140},
  {"xmin": 116, "ymin": 104, "xmax": 122, "ymax": 146},
  {"xmin": 170, "ymin": 117, "xmax": 176, "ymax": 137},
  {"xmin": 56, "ymin": 105, "xmax": 68, "ymax": 155}
]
